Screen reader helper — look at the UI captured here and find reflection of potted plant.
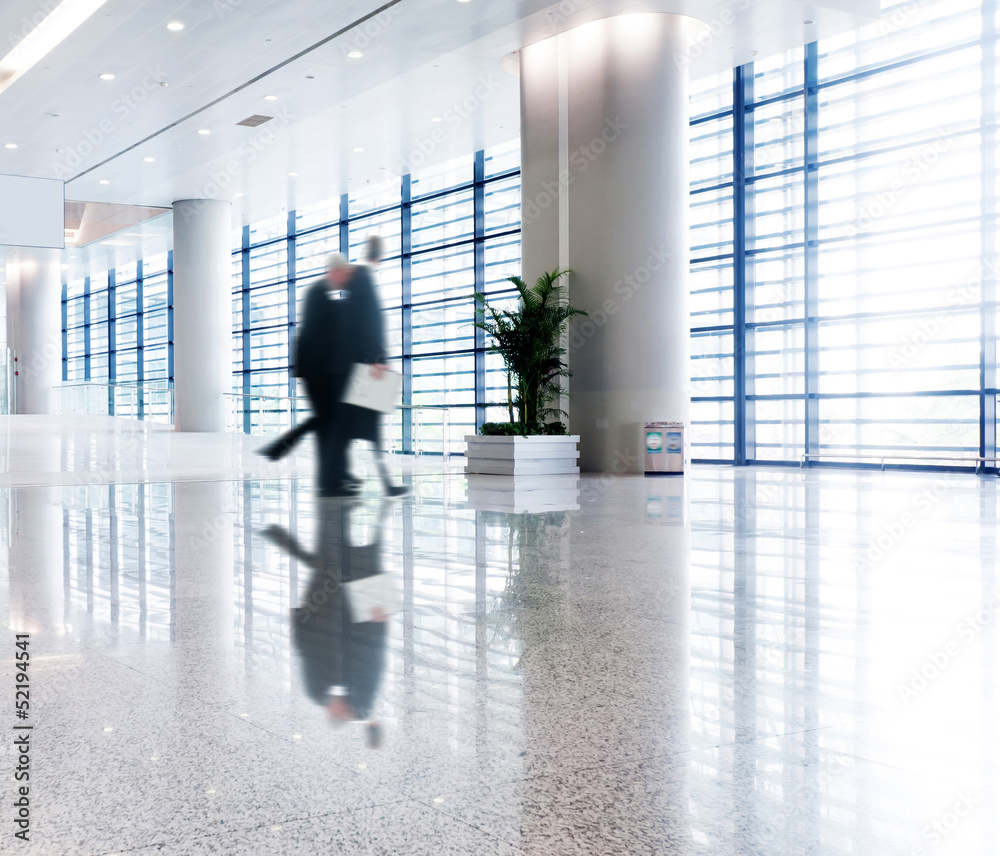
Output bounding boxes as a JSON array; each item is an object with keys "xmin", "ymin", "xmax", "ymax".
[{"xmin": 465, "ymin": 269, "xmax": 587, "ymax": 476}]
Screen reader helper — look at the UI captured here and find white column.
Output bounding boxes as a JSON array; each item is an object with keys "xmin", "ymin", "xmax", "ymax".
[
  {"xmin": 520, "ymin": 14, "xmax": 694, "ymax": 473},
  {"xmin": 172, "ymin": 199, "xmax": 232, "ymax": 432},
  {"xmin": 5, "ymin": 255, "xmax": 62, "ymax": 414}
]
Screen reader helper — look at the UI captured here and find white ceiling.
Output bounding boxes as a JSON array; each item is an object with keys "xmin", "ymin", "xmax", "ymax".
[{"xmin": 0, "ymin": 0, "xmax": 880, "ymax": 280}]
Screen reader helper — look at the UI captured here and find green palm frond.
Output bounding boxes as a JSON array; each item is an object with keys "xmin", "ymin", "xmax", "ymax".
[{"xmin": 472, "ymin": 268, "xmax": 588, "ymax": 433}]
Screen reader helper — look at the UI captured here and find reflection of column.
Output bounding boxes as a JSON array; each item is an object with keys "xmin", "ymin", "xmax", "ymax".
[
  {"xmin": 802, "ymin": 475, "xmax": 822, "ymax": 848},
  {"xmin": 980, "ymin": 482, "xmax": 999, "ymax": 847},
  {"xmin": 520, "ymin": 14, "xmax": 694, "ymax": 472},
  {"xmin": 5, "ymin": 255, "xmax": 61, "ymax": 414},
  {"xmin": 732, "ymin": 473, "xmax": 758, "ymax": 844},
  {"xmin": 172, "ymin": 482, "xmax": 234, "ymax": 691},
  {"xmin": 172, "ymin": 199, "xmax": 231, "ymax": 432},
  {"xmin": 8, "ymin": 487, "xmax": 63, "ymax": 634},
  {"xmin": 518, "ymin": 506, "xmax": 691, "ymax": 848}
]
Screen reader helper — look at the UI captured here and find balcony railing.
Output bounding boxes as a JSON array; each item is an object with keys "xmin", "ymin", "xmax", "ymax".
[{"xmin": 52, "ymin": 381, "xmax": 450, "ymax": 457}]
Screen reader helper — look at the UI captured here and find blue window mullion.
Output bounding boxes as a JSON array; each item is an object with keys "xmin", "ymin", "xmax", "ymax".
[
  {"xmin": 287, "ymin": 210, "xmax": 297, "ymax": 401},
  {"xmin": 734, "ymin": 64, "xmax": 754, "ymax": 465},
  {"xmin": 981, "ymin": 2, "xmax": 998, "ymax": 467},
  {"xmin": 135, "ymin": 261, "xmax": 144, "ymax": 419},
  {"xmin": 803, "ymin": 42, "xmax": 821, "ymax": 463},
  {"xmin": 83, "ymin": 276, "xmax": 91, "ymax": 382},
  {"xmin": 401, "ymin": 173, "xmax": 413, "ymax": 454},
  {"xmin": 241, "ymin": 225, "xmax": 251, "ymax": 434},
  {"xmin": 62, "ymin": 281, "xmax": 69, "ymax": 382},
  {"xmin": 473, "ymin": 150, "xmax": 486, "ymax": 433}
]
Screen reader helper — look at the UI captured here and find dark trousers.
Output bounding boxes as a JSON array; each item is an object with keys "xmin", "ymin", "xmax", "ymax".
[{"xmin": 304, "ymin": 375, "xmax": 349, "ymax": 494}]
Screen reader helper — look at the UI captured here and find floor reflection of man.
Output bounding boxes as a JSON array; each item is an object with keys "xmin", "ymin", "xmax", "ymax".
[{"xmin": 263, "ymin": 497, "xmax": 390, "ymax": 748}]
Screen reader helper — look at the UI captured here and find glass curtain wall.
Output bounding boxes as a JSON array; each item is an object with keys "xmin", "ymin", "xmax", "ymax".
[
  {"xmin": 691, "ymin": 0, "xmax": 1000, "ymax": 469},
  {"xmin": 62, "ymin": 143, "xmax": 520, "ymax": 451},
  {"xmin": 61, "ymin": 0, "xmax": 1000, "ymax": 472}
]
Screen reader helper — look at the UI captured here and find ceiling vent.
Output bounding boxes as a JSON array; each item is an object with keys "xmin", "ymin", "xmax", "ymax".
[{"xmin": 236, "ymin": 114, "xmax": 273, "ymax": 128}]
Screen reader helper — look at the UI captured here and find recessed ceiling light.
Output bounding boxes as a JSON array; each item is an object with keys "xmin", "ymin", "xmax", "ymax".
[
  {"xmin": 347, "ymin": 50, "xmax": 363, "ymax": 59},
  {"xmin": 430, "ymin": 116, "xmax": 443, "ymax": 123},
  {"xmin": 143, "ymin": 156, "xmax": 155, "ymax": 162},
  {"xmin": 99, "ymin": 179, "xmax": 109, "ymax": 184},
  {"xmin": 288, "ymin": 171, "xmax": 298, "ymax": 176},
  {"xmin": 353, "ymin": 146, "xmax": 364, "ymax": 153},
  {"xmin": 197, "ymin": 129, "xmax": 210, "ymax": 135},
  {"xmin": 235, "ymin": 192, "xmax": 244, "ymax": 197},
  {"xmin": 264, "ymin": 94, "xmax": 278, "ymax": 101},
  {"xmin": 99, "ymin": 72, "xmax": 114, "ymax": 80},
  {"xmin": 166, "ymin": 21, "xmax": 184, "ymax": 31},
  {"xmin": 4, "ymin": 142, "xmax": 17, "ymax": 149}
]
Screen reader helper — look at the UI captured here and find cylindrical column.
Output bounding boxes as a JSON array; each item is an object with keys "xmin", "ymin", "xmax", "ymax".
[
  {"xmin": 172, "ymin": 199, "xmax": 232, "ymax": 432},
  {"xmin": 5, "ymin": 255, "xmax": 62, "ymax": 414},
  {"xmin": 520, "ymin": 14, "xmax": 694, "ymax": 473}
]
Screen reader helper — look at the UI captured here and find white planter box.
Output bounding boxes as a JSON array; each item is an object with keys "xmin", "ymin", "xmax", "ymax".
[{"xmin": 464, "ymin": 434, "xmax": 580, "ymax": 476}]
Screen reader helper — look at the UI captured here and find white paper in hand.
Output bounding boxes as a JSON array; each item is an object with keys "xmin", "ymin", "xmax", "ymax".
[
  {"xmin": 342, "ymin": 363, "xmax": 402, "ymax": 413},
  {"xmin": 344, "ymin": 573, "xmax": 403, "ymax": 623}
]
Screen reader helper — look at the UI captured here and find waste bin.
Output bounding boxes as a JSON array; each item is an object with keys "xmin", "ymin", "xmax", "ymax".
[{"xmin": 644, "ymin": 422, "xmax": 684, "ymax": 475}]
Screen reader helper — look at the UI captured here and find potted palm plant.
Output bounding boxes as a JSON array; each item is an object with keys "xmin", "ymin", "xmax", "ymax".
[{"xmin": 465, "ymin": 268, "xmax": 587, "ymax": 477}]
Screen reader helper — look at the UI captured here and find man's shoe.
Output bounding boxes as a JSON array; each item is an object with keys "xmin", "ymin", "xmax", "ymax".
[
  {"xmin": 258, "ymin": 437, "xmax": 292, "ymax": 461},
  {"xmin": 320, "ymin": 482, "xmax": 360, "ymax": 498},
  {"xmin": 385, "ymin": 483, "xmax": 411, "ymax": 498}
]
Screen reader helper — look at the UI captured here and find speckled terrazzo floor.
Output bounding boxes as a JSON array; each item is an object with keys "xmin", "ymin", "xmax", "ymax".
[{"xmin": 1, "ymin": 419, "xmax": 998, "ymax": 854}]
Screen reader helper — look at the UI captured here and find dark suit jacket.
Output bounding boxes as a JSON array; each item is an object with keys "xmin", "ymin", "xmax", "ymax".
[
  {"xmin": 339, "ymin": 266, "xmax": 387, "ymax": 442},
  {"xmin": 340, "ymin": 266, "xmax": 386, "ymax": 365},
  {"xmin": 294, "ymin": 278, "xmax": 347, "ymax": 381}
]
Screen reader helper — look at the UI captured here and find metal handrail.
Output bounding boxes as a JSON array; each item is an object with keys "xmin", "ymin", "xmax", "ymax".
[
  {"xmin": 223, "ymin": 392, "xmax": 452, "ymax": 459},
  {"xmin": 801, "ymin": 451, "xmax": 1000, "ymax": 473}
]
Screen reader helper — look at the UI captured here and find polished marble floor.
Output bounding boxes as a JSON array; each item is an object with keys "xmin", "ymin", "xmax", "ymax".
[{"xmin": 1, "ymin": 417, "xmax": 998, "ymax": 854}]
